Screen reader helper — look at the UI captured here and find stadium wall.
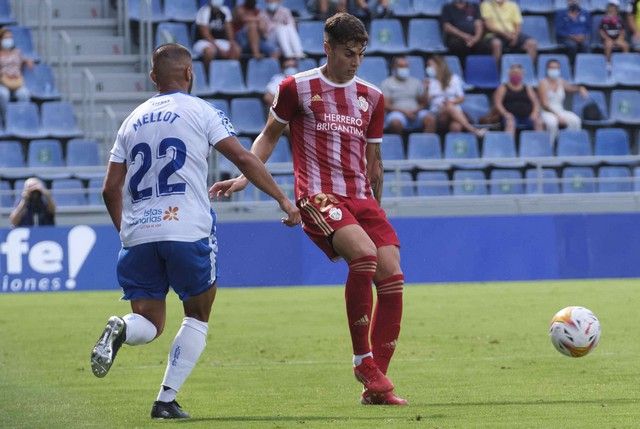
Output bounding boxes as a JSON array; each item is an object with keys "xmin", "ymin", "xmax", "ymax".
[{"xmin": 1, "ymin": 213, "xmax": 639, "ymax": 293}]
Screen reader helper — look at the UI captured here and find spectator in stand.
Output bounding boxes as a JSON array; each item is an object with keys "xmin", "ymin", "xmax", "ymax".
[
  {"xmin": 264, "ymin": 0, "xmax": 305, "ymax": 59},
  {"xmin": 193, "ymin": 0, "xmax": 241, "ymax": 73},
  {"xmin": 493, "ymin": 63, "xmax": 543, "ymax": 135},
  {"xmin": 441, "ymin": 0, "xmax": 496, "ymax": 61},
  {"xmin": 233, "ymin": 0, "xmax": 280, "ymax": 59},
  {"xmin": 480, "ymin": 0, "xmax": 537, "ymax": 63},
  {"xmin": 348, "ymin": 0, "xmax": 391, "ymax": 24},
  {"xmin": 538, "ymin": 59, "xmax": 588, "ymax": 141},
  {"xmin": 555, "ymin": 0, "xmax": 592, "ymax": 61},
  {"xmin": 425, "ymin": 56, "xmax": 486, "ymax": 137},
  {"xmin": 380, "ymin": 56, "xmax": 434, "ymax": 135},
  {"xmin": 9, "ymin": 177, "xmax": 55, "ymax": 227},
  {"xmin": 0, "ymin": 28, "xmax": 33, "ymax": 119},
  {"xmin": 308, "ymin": 0, "xmax": 347, "ymax": 20},
  {"xmin": 263, "ymin": 57, "xmax": 298, "ymax": 107},
  {"xmin": 626, "ymin": 0, "xmax": 640, "ymax": 50},
  {"xmin": 600, "ymin": 0, "xmax": 629, "ymax": 63}
]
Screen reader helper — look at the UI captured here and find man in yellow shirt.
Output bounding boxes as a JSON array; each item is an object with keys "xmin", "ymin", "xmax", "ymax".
[{"xmin": 480, "ymin": 0, "xmax": 537, "ymax": 62}]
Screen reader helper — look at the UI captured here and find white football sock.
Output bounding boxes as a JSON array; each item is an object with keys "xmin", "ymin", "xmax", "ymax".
[
  {"xmin": 157, "ymin": 317, "xmax": 208, "ymax": 399},
  {"xmin": 353, "ymin": 352, "xmax": 373, "ymax": 367},
  {"xmin": 122, "ymin": 313, "xmax": 157, "ymax": 346}
]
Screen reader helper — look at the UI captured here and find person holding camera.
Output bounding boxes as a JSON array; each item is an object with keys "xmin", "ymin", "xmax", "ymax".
[{"xmin": 9, "ymin": 177, "xmax": 56, "ymax": 227}]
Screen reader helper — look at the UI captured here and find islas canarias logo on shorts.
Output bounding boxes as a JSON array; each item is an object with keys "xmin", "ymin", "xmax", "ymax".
[
  {"xmin": 163, "ymin": 206, "xmax": 179, "ymax": 221},
  {"xmin": 329, "ymin": 207, "xmax": 342, "ymax": 221}
]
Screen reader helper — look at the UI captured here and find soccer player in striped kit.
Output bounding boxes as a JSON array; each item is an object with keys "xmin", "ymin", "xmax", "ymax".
[{"xmin": 212, "ymin": 13, "xmax": 406, "ymax": 405}]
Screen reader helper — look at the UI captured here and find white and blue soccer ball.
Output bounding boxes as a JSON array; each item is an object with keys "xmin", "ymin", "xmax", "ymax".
[{"xmin": 549, "ymin": 306, "xmax": 601, "ymax": 357}]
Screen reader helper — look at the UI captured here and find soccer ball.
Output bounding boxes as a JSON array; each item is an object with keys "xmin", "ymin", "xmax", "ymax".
[{"xmin": 549, "ymin": 306, "xmax": 600, "ymax": 357}]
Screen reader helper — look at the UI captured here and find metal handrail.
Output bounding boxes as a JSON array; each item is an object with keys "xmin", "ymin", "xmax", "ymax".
[
  {"xmin": 81, "ymin": 68, "xmax": 96, "ymax": 138},
  {"xmin": 57, "ymin": 30, "xmax": 72, "ymax": 101},
  {"xmin": 103, "ymin": 105, "xmax": 117, "ymax": 151},
  {"xmin": 38, "ymin": 0, "xmax": 52, "ymax": 62}
]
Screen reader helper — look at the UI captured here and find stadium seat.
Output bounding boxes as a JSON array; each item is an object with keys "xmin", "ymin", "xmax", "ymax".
[
  {"xmin": 594, "ymin": 128, "xmax": 630, "ymax": 163},
  {"xmin": 461, "ymin": 93, "xmax": 493, "ymax": 126},
  {"xmin": 444, "ymin": 56, "xmax": 473, "ymax": 90},
  {"xmin": 387, "ymin": 0, "xmax": 415, "ymax": 17},
  {"xmin": 500, "ymin": 54, "xmax": 536, "ymax": 86},
  {"xmin": 598, "ymin": 166, "xmax": 632, "ymax": 193},
  {"xmin": 571, "ymin": 90, "xmax": 614, "ymax": 127},
  {"xmin": 525, "ymin": 168, "xmax": 560, "ymax": 194},
  {"xmin": 0, "ymin": 140, "xmax": 25, "ymax": 178},
  {"xmin": 246, "ymin": 58, "xmax": 280, "ymax": 93},
  {"xmin": 407, "ymin": 19, "xmax": 446, "ymax": 54},
  {"xmin": 465, "ymin": 55, "xmax": 499, "ymax": 89},
  {"xmin": 209, "ymin": 60, "xmax": 248, "ymax": 95},
  {"xmin": 282, "ymin": 0, "xmax": 313, "ymax": 19},
  {"xmin": 0, "ymin": 180, "xmax": 12, "ymax": 207},
  {"xmin": 0, "ymin": 0, "xmax": 15, "ymax": 25},
  {"xmin": 6, "ymin": 25, "xmax": 38, "ymax": 61},
  {"xmin": 562, "ymin": 166, "xmax": 595, "ymax": 193},
  {"xmin": 521, "ymin": 15, "xmax": 558, "ymax": 51},
  {"xmin": 416, "ymin": 171, "xmax": 450, "ymax": 196},
  {"xmin": 357, "ymin": 56, "xmax": 388, "ymax": 87},
  {"xmin": 298, "ymin": 21, "xmax": 325, "ymax": 56},
  {"xmin": 589, "ymin": 0, "xmax": 609, "ymax": 12},
  {"xmin": 209, "ymin": 98, "xmax": 229, "ymax": 115},
  {"xmin": 268, "ymin": 136, "xmax": 292, "ymax": 163},
  {"xmin": 155, "ymin": 22, "xmax": 193, "ymax": 53},
  {"xmin": 67, "ymin": 139, "xmax": 104, "ymax": 179},
  {"xmin": 413, "ymin": 0, "xmax": 445, "ymax": 16},
  {"xmin": 407, "ymin": 132, "xmax": 441, "ymax": 159},
  {"xmin": 27, "ymin": 139, "xmax": 69, "ymax": 179},
  {"xmin": 230, "ymin": 98, "xmax": 265, "ymax": 135},
  {"xmin": 482, "ymin": 131, "xmax": 524, "ymax": 167},
  {"xmin": 163, "ymin": 0, "xmax": 198, "ymax": 22},
  {"xmin": 5, "ymin": 101, "xmax": 47, "ymax": 140},
  {"xmin": 52, "ymin": 178, "xmax": 87, "ymax": 206},
  {"xmin": 610, "ymin": 90, "xmax": 640, "ymax": 126},
  {"xmin": 574, "ymin": 54, "xmax": 616, "ymax": 87},
  {"xmin": 192, "ymin": 60, "xmax": 214, "ymax": 96},
  {"xmin": 41, "ymin": 101, "xmax": 83, "ymax": 139},
  {"xmin": 87, "ymin": 177, "xmax": 104, "ymax": 206},
  {"xmin": 274, "ymin": 174, "xmax": 295, "ymax": 199},
  {"xmin": 127, "ymin": 0, "xmax": 165, "ymax": 22},
  {"xmin": 368, "ymin": 19, "xmax": 407, "ymax": 54},
  {"xmin": 519, "ymin": 131, "xmax": 561, "ymax": 166},
  {"xmin": 634, "ymin": 167, "xmax": 640, "ymax": 192},
  {"xmin": 382, "ymin": 134, "xmax": 405, "ymax": 160},
  {"xmin": 383, "ymin": 171, "xmax": 414, "ymax": 197},
  {"xmin": 590, "ymin": 14, "xmax": 604, "ymax": 50},
  {"xmin": 518, "ymin": 0, "xmax": 555, "ymax": 13},
  {"xmin": 537, "ymin": 54, "xmax": 572, "ymax": 82},
  {"xmin": 298, "ymin": 57, "xmax": 317, "ymax": 72},
  {"xmin": 407, "ymin": 55, "xmax": 425, "ymax": 80},
  {"xmin": 611, "ymin": 53, "xmax": 640, "ymax": 87},
  {"xmin": 556, "ymin": 129, "xmax": 594, "ymax": 164},
  {"xmin": 23, "ymin": 63, "xmax": 61, "ymax": 101},
  {"xmin": 490, "ymin": 169, "xmax": 523, "ymax": 195},
  {"xmin": 444, "ymin": 132, "xmax": 481, "ymax": 168},
  {"xmin": 453, "ymin": 170, "xmax": 487, "ymax": 195}
]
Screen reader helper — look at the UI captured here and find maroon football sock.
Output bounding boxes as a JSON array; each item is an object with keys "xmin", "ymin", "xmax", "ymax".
[
  {"xmin": 371, "ymin": 274, "xmax": 404, "ymax": 374},
  {"xmin": 345, "ymin": 255, "xmax": 377, "ymax": 356}
]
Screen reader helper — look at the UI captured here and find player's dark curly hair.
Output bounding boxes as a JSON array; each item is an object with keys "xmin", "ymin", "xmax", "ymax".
[{"xmin": 324, "ymin": 13, "xmax": 368, "ymax": 47}]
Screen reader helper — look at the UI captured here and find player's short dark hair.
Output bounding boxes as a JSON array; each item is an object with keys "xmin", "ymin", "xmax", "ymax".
[
  {"xmin": 152, "ymin": 43, "xmax": 192, "ymax": 71},
  {"xmin": 324, "ymin": 13, "xmax": 368, "ymax": 47}
]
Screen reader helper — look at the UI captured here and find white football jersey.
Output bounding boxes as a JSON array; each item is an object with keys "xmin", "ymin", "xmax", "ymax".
[{"xmin": 109, "ymin": 91, "xmax": 235, "ymax": 247}]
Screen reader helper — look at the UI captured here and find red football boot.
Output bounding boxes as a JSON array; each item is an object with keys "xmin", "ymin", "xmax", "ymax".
[
  {"xmin": 353, "ymin": 356, "xmax": 394, "ymax": 393},
  {"xmin": 361, "ymin": 389, "xmax": 408, "ymax": 406}
]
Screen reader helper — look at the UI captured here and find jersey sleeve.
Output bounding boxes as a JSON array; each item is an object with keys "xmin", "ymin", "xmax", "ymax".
[
  {"xmin": 109, "ymin": 122, "xmax": 128, "ymax": 163},
  {"xmin": 270, "ymin": 76, "xmax": 298, "ymax": 124},
  {"xmin": 195, "ymin": 6, "xmax": 209, "ymax": 26},
  {"xmin": 366, "ymin": 93, "xmax": 385, "ymax": 144},
  {"xmin": 206, "ymin": 105, "xmax": 237, "ymax": 147}
]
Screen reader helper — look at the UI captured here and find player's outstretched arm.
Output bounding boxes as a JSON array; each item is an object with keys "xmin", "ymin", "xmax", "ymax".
[{"xmin": 103, "ymin": 161, "xmax": 126, "ymax": 232}]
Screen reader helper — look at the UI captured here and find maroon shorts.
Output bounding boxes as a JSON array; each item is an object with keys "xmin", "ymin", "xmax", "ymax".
[{"xmin": 297, "ymin": 193, "xmax": 400, "ymax": 260}]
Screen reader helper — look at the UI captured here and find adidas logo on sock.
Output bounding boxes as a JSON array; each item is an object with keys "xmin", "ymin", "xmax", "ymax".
[
  {"xmin": 354, "ymin": 315, "xmax": 370, "ymax": 326},
  {"xmin": 382, "ymin": 339, "xmax": 397, "ymax": 350}
]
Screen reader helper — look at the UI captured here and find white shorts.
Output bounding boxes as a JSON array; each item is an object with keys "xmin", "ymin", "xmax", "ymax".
[{"xmin": 193, "ymin": 39, "xmax": 231, "ymax": 57}]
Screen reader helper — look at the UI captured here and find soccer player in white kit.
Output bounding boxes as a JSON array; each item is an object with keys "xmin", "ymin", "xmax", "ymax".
[{"xmin": 90, "ymin": 43, "xmax": 300, "ymax": 419}]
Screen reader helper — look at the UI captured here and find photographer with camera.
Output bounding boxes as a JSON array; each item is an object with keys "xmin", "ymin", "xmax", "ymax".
[{"xmin": 9, "ymin": 177, "xmax": 56, "ymax": 227}]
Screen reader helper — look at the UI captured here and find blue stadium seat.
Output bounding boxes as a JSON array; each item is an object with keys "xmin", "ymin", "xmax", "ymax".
[
  {"xmin": 562, "ymin": 166, "xmax": 595, "ymax": 193},
  {"xmin": 298, "ymin": 21, "xmax": 325, "ymax": 56},
  {"xmin": 519, "ymin": 130, "xmax": 553, "ymax": 157},
  {"xmin": 634, "ymin": 167, "xmax": 640, "ymax": 192},
  {"xmin": 269, "ymin": 136, "xmax": 292, "ymax": 163},
  {"xmin": 490, "ymin": 169, "xmax": 523, "ymax": 195},
  {"xmin": 164, "ymin": 0, "xmax": 198, "ymax": 22},
  {"xmin": 416, "ymin": 171, "xmax": 450, "ymax": 196},
  {"xmin": 383, "ymin": 171, "xmax": 414, "ymax": 197},
  {"xmin": 127, "ymin": 0, "xmax": 165, "ymax": 22},
  {"xmin": 23, "ymin": 63, "xmax": 61, "ymax": 101},
  {"xmin": 298, "ymin": 57, "xmax": 317, "ymax": 72},
  {"xmin": 357, "ymin": 56, "xmax": 388, "ymax": 87},
  {"xmin": 28, "ymin": 139, "xmax": 69, "ymax": 179},
  {"xmin": 41, "ymin": 101, "xmax": 83, "ymax": 139},
  {"xmin": 522, "ymin": 15, "xmax": 557, "ymax": 51},
  {"xmin": 282, "ymin": 0, "xmax": 313, "ymax": 19},
  {"xmin": 537, "ymin": 54, "xmax": 572, "ymax": 82},
  {"xmin": 500, "ymin": 54, "xmax": 536, "ymax": 86},
  {"xmin": 594, "ymin": 128, "xmax": 630, "ymax": 162},
  {"xmin": 0, "ymin": 0, "xmax": 15, "ymax": 25},
  {"xmin": 6, "ymin": 25, "xmax": 38, "ymax": 61},
  {"xmin": 610, "ymin": 90, "xmax": 640, "ymax": 126},
  {"xmin": 453, "ymin": 170, "xmax": 487, "ymax": 195},
  {"xmin": 209, "ymin": 60, "xmax": 248, "ymax": 95},
  {"xmin": 445, "ymin": 132, "xmax": 485, "ymax": 169},
  {"xmin": 598, "ymin": 166, "xmax": 632, "ymax": 193},
  {"xmin": 155, "ymin": 22, "xmax": 193, "ymax": 53},
  {"xmin": 52, "ymin": 178, "xmax": 87, "ymax": 206},
  {"xmin": 445, "ymin": 55, "xmax": 473, "ymax": 90},
  {"xmin": 461, "ymin": 93, "xmax": 493, "ymax": 125},
  {"xmin": 87, "ymin": 177, "xmax": 104, "ymax": 206},
  {"xmin": 408, "ymin": 19, "xmax": 446, "ymax": 54},
  {"xmin": 0, "ymin": 180, "xmax": 12, "ymax": 207},
  {"xmin": 387, "ymin": 0, "xmax": 415, "ymax": 17},
  {"xmin": 67, "ymin": 139, "xmax": 104, "ymax": 179},
  {"xmin": 571, "ymin": 90, "xmax": 614, "ymax": 126},
  {"xmin": 0, "ymin": 140, "xmax": 25, "ymax": 178},
  {"xmin": 589, "ymin": 0, "xmax": 609, "ymax": 12},
  {"xmin": 230, "ymin": 98, "xmax": 265, "ymax": 135},
  {"xmin": 413, "ymin": 0, "xmax": 445, "ymax": 16},
  {"xmin": 519, "ymin": 0, "xmax": 555, "ymax": 13},
  {"xmin": 407, "ymin": 55, "xmax": 425, "ymax": 80},
  {"xmin": 407, "ymin": 133, "xmax": 441, "ymax": 159},
  {"xmin": 192, "ymin": 60, "xmax": 213, "ymax": 96},
  {"xmin": 482, "ymin": 131, "xmax": 524, "ymax": 167},
  {"xmin": 590, "ymin": 14, "xmax": 604, "ymax": 50},
  {"xmin": 556, "ymin": 130, "xmax": 594, "ymax": 164},
  {"xmin": 209, "ymin": 98, "xmax": 229, "ymax": 116},
  {"xmin": 5, "ymin": 102, "xmax": 47, "ymax": 140},
  {"xmin": 368, "ymin": 19, "xmax": 408, "ymax": 54},
  {"xmin": 465, "ymin": 55, "xmax": 499, "ymax": 89},
  {"xmin": 525, "ymin": 168, "xmax": 560, "ymax": 194},
  {"xmin": 274, "ymin": 174, "xmax": 295, "ymax": 199},
  {"xmin": 611, "ymin": 53, "xmax": 640, "ymax": 87},
  {"xmin": 574, "ymin": 54, "xmax": 616, "ymax": 87},
  {"xmin": 246, "ymin": 58, "xmax": 280, "ymax": 93},
  {"xmin": 382, "ymin": 134, "xmax": 405, "ymax": 160}
]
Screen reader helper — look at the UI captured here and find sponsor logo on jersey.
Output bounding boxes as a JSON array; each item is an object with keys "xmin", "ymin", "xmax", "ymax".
[
  {"xmin": 329, "ymin": 207, "xmax": 342, "ymax": 221},
  {"xmin": 163, "ymin": 206, "xmax": 180, "ymax": 221},
  {"xmin": 358, "ymin": 96, "xmax": 369, "ymax": 112},
  {"xmin": 132, "ymin": 208, "xmax": 163, "ymax": 227}
]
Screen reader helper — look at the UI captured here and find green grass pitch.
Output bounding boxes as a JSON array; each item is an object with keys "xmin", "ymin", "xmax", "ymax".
[{"xmin": 2, "ymin": 279, "xmax": 640, "ymax": 428}]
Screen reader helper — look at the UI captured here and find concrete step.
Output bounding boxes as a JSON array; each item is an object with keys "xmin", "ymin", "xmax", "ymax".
[
  {"xmin": 50, "ymin": 54, "xmax": 142, "ymax": 73},
  {"xmin": 70, "ymin": 91, "xmax": 155, "ymax": 112},
  {"xmin": 21, "ymin": 0, "xmax": 110, "ymax": 20},
  {"xmin": 49, "ymin": 35, "xmax": 126, "ymax": 57},
  {"xmin": 69, "ymin": 71, "xmax": 149, "ymax": 95},
  {"xmin": 29, "ymin": 18, "xmax": 120, "ymax": 38}
]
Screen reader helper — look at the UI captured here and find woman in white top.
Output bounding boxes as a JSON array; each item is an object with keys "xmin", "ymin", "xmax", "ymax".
[
  {"xmin": 537, "ymin": 59, "xmax": 588, "ymax": 142},
  {"xmin": 264, "ymin": 0, "xmax": 305, "ymax": 59},
  {"xmin": 426, "ymin": 56, "xmax": 486, "ymax": 138}
]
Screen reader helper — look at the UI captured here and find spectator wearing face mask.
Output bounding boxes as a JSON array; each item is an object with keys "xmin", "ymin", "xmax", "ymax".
[
  {"xmin": 493, "ymin": 63, "xmax": 543, "ymax": 135},
  {"xmin": 380, "ymin": 56, "xmax": 434, "ymax": 135},
  {"xmin": 600, "ymin": 0, "xmax": 629, "ymax": 63},
  {"xmin": 555, "ymin": 0, "xmax": 591, "ymax": 61},
  {"xmin": 233, "ymin": 0, "xmax": 280, "ymax": 59},
  {"xmin": 193, "ymin": 0, "xmax": 241, "ymax": 73},
  {"xmin": 264, "ymin": 57, "xmax": 299, "ymax": 107},
  {"xmin": 0, "ymin": 28, "xmax": 33, "ymax": 120},
  {"xmin": 441, "ymin": 0, "xmax": 496, "ymax": 61},
  {"xmin": 537, "ymin": 59, "xmax": 587, "ymax": 141},
  {"xmin": 263, "ymin": 0, "xmax": 305, "ymax": 59}
]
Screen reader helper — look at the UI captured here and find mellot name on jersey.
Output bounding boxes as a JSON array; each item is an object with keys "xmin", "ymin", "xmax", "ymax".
[{"xmin": 132, "ymin": 111, "xmax": 181, "ymax": 132}]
